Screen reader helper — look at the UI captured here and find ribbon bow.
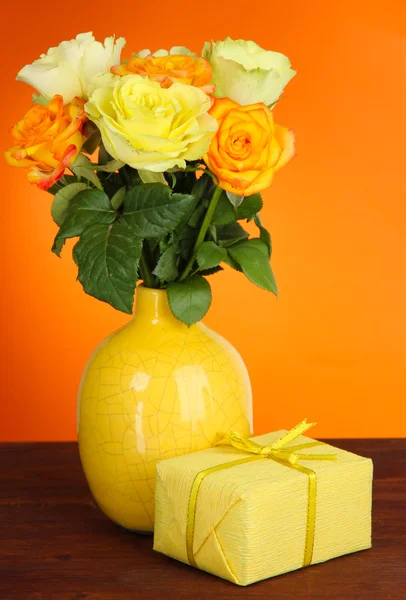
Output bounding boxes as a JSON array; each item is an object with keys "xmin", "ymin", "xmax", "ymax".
[
  {"xmin": 186, "ymin": 419, "xmax": 337, "ymax": 571},
  {"xmin": 215, "ymin": 418, "xmax": 337, "ymax": 465}
]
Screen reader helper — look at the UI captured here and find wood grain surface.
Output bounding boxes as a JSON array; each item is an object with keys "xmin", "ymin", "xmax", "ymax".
[{"xmin": 0, "ymin": 439, "xmax": 405, "ymax": 600}]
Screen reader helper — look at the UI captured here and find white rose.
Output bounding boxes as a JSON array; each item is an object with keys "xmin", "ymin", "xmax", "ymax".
[
  {"xmin": 133, "ymin": 46, "xmax": 196, "ymax": 58},
  {"xmin": 202, "ymin": 37, "xmax": 295, "ymax": 106},
  {"xmin": 16, "ymin": 32, "xmax": 126, "ymax": 104}
]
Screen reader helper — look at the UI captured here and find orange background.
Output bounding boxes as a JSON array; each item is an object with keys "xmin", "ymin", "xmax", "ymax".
[{"xmin": 1, "ymin": 1, "xmax": 405, "ymax": 441}]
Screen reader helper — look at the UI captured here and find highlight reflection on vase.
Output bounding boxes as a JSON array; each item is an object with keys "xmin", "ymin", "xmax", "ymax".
[{"xmin": 77, "ymin": 286, "xmax": 253, "ymax": 532}]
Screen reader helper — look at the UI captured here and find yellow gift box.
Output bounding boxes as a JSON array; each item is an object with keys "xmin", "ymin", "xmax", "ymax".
[{"xmin": 153, "ymin": 420, "xmax": 373, "ymax": 586}]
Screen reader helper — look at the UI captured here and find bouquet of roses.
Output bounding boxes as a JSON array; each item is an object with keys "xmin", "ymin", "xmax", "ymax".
[{"xmin": 5, "ymin": 32, "xmax": 295, "ymax": 325}]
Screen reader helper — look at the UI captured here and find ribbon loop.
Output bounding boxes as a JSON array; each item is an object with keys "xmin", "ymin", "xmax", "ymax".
[
  {"xmin": 271, "ymin": 449, "xmax": 299, "ymax": 465},
  {"xmin": 216, "ymin": 431, "xmax": 264, "ymax": 455},
  {"xmin": 215, "ymin": 419, "xmax": 335, "ymax": 467}
]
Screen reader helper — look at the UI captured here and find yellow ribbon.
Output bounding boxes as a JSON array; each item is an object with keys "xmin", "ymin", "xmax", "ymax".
[{"xmin": 186, "ymin": 419, "xmax": 336, "ymax": 569}]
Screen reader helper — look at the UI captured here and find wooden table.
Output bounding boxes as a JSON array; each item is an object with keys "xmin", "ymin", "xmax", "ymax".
[{"xmin": 0, "ymin": 440, "xmax": 405, "ymax": 600}]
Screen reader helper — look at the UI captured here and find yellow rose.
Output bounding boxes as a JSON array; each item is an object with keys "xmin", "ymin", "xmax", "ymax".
[{"xmin": 85, "ymin": 74, "xmax": 217, "ymax": 171}]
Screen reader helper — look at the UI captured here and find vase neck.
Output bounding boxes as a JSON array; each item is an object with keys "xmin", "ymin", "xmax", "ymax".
[{"xmin": 131, "ymin": 285, "xmax": 184, "ymax": 328}]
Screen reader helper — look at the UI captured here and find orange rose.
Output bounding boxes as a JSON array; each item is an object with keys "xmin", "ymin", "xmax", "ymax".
[
  {"xmin": 204, "ymin": 98, "xmax": 295, "ymax": 196},
  {"xmin": 111, "ymin": 54, "xmax": 215, "ymax": 94},
  {"xmin": 5, "ymin": 95, "xmax": 87, "ymax": 190}
]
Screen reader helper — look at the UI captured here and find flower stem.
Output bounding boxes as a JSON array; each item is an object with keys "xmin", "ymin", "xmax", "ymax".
[
  {"xmin": 178, "ymin": 185, "xmax": 223, "ymax": 282},
  {"xmin": 139, "ymin": 251, "xmax": 156, "ymax": 288}
]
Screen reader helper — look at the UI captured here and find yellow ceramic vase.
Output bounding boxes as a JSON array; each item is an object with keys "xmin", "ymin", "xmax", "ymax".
[{"xmin": 77, "ymin": 285, "xmax": 252, "ymax": 532}]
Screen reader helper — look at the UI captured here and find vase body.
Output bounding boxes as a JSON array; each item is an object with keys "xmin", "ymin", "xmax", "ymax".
[{"xmin": 77, "ymin": 286, "xmax": 252, "ymax": 532}]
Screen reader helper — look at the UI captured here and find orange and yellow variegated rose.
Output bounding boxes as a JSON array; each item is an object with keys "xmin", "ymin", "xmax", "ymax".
[
  {"xmin": 5, "ymin": 95, "xmax": 87, "ymax": 190},
  {"xmin": 112, "ymin": 54, "xmax": 214, "ymax": 94},
  {"xmin": 204, "ymin": 97, "xmax": 295, "ymax": 196}
]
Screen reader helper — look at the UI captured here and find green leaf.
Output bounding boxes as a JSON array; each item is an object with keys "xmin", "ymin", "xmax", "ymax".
[
  {"xmin": 192, "ymin": 172, "xmax": 213, "ymax": 201},
  {"xmin": 212, "ymin": 191, "xmax": 236, "ymax": 225},
  {"xmin": 72, "ymin": 166, "xmax": 103, "ymax": 190},
  {"xmin": 188, "ymin": 199, "xmax": 208, "ymax": 228},
  {"xmin": 177, "ymin": 226, "xmax": 196, "ymax": 260},
  {"xmin": 32, "ymin": 94, "xmax": 49, "ymax": 105},
  {"xmin": 242, "ymin": 238, "xmax": 269, "ymax": 255},
  {"xmin": 55, "ymin": 189, "xmax": 116, "ymax": 242},
  {"xmin": 226, "ymin": 191, "xmax": 244, "ymax": 208},
  {"xmin": 216, "ymin": 222, "xmax": 249, "ymax": 247},
  {"xmin": 222, "ymin": 254, "xmax": 242, "ymax": 272},
  {"xmin": 72, "ymin": 155, "xmax": 95, "ymax": 168},
  {"xmin": 254, "ymin": 214, "xmax": 272, "ymax": 257},
  {"xmin": 71, "ymin": 154, "xmax": 103, "ymax": 190},
  {"xmin": 52, "ymin": 236, "xmax": 66, "ymax": 258},
  {"xmin": 166, "ymin": 172, "xmax": 177, "ymax": 188},
  {"xmin": 167, "ymin": 163, "xmax": 201, "ymax": 173},
  {"xmin": 73, "ymin": 221, "xmax": 142, "ymax": 314},
  {"xmin": 182, "ymin": 175, "xmax": 212, "ymax": 228},
  {"xmin": 236, "ymin": 194, "xmax": 263, "ymax": 221},
  {"xmin": 152, "ymin": 246, "xmax": 178, "ymax": 283},
  {"xmin": 158, "ymin": 236, "xmax": 170, "ymax": 254},
  {"xmin": 93, "ymin": 159, "xmax": 125, "ymax": 172},
  {"xmin": 168, "ymin": 276, "xmax": 212, "ymax": 326},
  {"xmin": 122, "ymin": 183, "xmax": 194, "ymax": 239},
  {"xmin": 51, "ymin": 182, "xmax": 89, "ymax": 226},
  {"xmin": 196, "ymin": 241, "xmax": 227, "ymax": 270},
  {"xmin": 208, "ymin": 224, "xmax": 217, "ymax": 243},
  {"xmin": 138, "ymin": 170, "xmax": 168, "ymax": 185},
  {"xmin": 202, "ymin": 166, "xmax": 219, "ymax": 185},
  {"xmin": 228, "ymin": 239, "xmax": 277, "ymax": 294},
  {"xmin": 111, "ymin": 186, "xmax": 126, "ymax": 211},
  {"xmin": 47, "ymin": 174, "xmax": 77, "ymax": 194},
  {"xmin": 199, "ymin": 266, "xmax": 223, "ymax": 276}
]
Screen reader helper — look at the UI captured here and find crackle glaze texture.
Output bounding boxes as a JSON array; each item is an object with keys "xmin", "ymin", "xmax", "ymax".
[{"xmin": 77, "ymin": 286, "xmax": 253, "ymax": 532}]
